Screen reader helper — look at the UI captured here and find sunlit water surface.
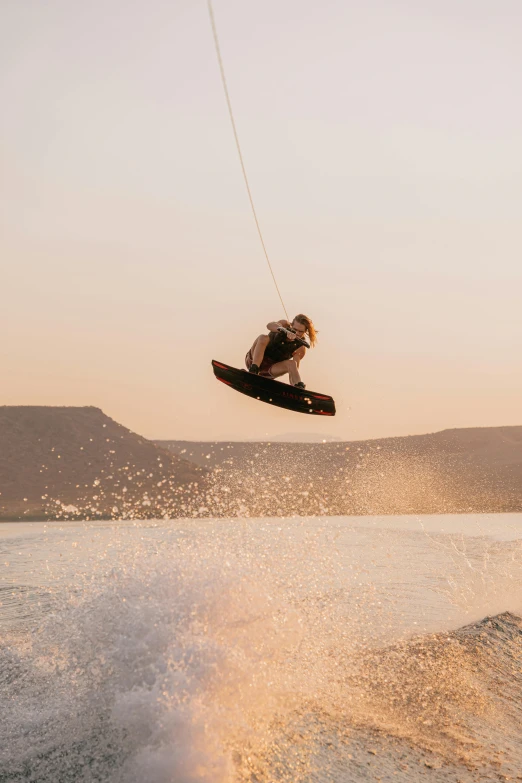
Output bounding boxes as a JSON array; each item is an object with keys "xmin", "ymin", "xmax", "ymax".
[{"xmin": 2, "ymin": 514, "xmax": 522, "ymax": 782}]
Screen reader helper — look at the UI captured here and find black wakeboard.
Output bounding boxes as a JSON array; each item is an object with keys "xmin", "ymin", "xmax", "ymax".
[{"xmin": 212, "ymin": 360, "xmax": 336, "ymax": 416}]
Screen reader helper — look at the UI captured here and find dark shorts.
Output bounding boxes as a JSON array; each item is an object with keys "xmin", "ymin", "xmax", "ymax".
[{"xmin": 245, "ymin": 349, "xmax": 275, "ymax": 378}]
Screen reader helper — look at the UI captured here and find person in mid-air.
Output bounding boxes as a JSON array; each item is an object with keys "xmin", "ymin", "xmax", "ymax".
[{"xmin": 245, "ymin": 314, "xmax": 317, "ymax": 389}]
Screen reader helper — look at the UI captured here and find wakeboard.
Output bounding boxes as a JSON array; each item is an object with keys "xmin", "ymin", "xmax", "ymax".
[{"xmin": 212, "ymin": 360, "xmax": 336, "ymax": 416}]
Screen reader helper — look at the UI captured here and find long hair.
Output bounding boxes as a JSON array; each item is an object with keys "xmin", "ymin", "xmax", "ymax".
[{"xmin": 294, "ymin": 314, "xmax": 318, "ymax": 347}]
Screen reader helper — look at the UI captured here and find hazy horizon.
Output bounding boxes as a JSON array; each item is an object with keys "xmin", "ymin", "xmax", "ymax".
[{"xmin": 2, "ymin": 0, "xmax": 521, "ymax": 441}]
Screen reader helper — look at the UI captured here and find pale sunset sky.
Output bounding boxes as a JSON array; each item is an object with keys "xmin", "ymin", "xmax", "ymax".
[{"xmin": 2, "ymin": 0, "xmax": 521, "ymax": 441}]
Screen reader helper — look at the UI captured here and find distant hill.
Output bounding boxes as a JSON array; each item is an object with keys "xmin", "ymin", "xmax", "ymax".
[
  {"xmin": 157, "ymin": 426, "xmax": 522, "ymax": 516},
  {"xmin": 0, "ymin": 407, "xmax": 207, "ymax": 520},
  {"xmin": 2, "ymin": 408, "xmax": 520, "ymax": 521},
  {"xmin": 253, "ymin": 433, "xmax": 343, "ymax": 443}
]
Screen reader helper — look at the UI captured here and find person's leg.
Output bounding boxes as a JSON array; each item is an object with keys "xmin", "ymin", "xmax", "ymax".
[
  {"xmin": 251, "ymin": 335, "xmax": 270, "ymax": 367},
  {"xmin": 269, "ymin": 359, "xmax": 302, "ymax": 385}
]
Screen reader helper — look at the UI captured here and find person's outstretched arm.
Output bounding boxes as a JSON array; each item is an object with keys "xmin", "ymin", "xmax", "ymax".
[{"xmin": 266, "ymin": 319, "xmax": 291, "ymax": 332}]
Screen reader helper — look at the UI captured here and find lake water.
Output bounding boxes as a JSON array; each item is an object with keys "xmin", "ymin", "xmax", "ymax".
[{"xmin": 1, "ymin": 513, "xmax": 522, "ymax": 782}]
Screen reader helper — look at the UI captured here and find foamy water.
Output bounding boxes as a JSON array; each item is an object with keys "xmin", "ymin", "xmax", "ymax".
[{"xmin": 1, "ymin": 514, "xmax": 522, "ymax": 781}]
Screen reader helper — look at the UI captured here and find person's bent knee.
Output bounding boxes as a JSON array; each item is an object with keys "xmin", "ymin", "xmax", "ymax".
[{"xmin": 256, "ymin": 334, "xmax": 270, "ymax": 344}]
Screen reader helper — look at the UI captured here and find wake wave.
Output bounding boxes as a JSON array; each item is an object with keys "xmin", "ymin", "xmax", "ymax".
[
  {"xmin": 1, "ymin": 524, "xmax": 522, "ymax": 781},
  {"xmin": 0, "ymin": 545, "xmax": 303, "ymax": 783},
  {"xmin": 344, "ymin": 612, "xmax": 522, "ymax": 777}
]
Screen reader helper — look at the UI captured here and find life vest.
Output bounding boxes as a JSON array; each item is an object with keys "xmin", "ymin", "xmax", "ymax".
[{"xmin": 264, "ymin": 331, "xmax": 301, "ymax": 363}]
